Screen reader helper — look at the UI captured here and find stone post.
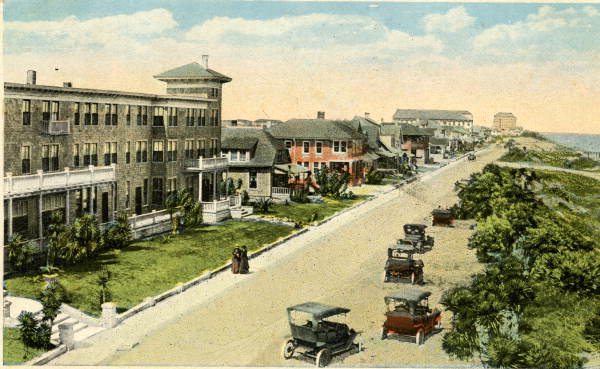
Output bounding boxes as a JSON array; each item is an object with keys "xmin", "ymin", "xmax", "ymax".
[
  {"xmin": 101, "ymin": 302, "xmax": 118, "ymax": 328},
  {"xmin": 59, "ymin": 322, "xmax": 75, "ymax": 350},
  {"xmin": 4, "ymin": 300, "xmax": 11, "ymax": 319}
]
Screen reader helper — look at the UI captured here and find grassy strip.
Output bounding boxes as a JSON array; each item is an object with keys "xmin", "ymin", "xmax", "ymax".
[
  {"xmin": 5, "ymin": 221, "xmax": 294, "ymax": 316},
  {"xmin": 3, "ymin": 328, "xmax": 49, "ymax": 365},
  {"xmin": 258, "ymin": 196, "xmax": 366, "ymax": 224}
]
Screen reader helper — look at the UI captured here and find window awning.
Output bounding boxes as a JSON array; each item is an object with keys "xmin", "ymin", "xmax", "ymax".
[{"xmin": 274, "ymin": 164, "xmax": 309, "ymax": 174}]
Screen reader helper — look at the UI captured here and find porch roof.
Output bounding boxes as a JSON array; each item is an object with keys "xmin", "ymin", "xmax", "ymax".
[{"xmin": 274, "ymin": 164, "xmax": 309, "ymax": 174}]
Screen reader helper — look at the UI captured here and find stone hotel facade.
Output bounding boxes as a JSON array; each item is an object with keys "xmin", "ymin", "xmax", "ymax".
[{"xmin": 3, "ymin": 58, "xmax": 231, "ymax": 244}]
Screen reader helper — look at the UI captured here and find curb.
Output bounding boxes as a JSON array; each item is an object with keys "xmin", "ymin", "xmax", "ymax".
[{"xmin": 24, "ymin": 345, "xmax": 67, "ymax": 366}]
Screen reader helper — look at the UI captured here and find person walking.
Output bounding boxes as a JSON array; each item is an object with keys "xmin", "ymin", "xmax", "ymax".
[
  {"xmin": 231, "ymin": 248, "xmax": 241, "ymax": 274},
  {"xmin": 240, "ymin": 246, "xmax": 249, "ymax": 274}
]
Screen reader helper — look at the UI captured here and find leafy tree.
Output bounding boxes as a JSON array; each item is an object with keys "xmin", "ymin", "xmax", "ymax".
[
  {"xmin": 365, "ymin": 168, "xmax": 384, "ymax": 184},
  {"xmin": 42, "ymin": 211, "xmax": 70, "ymax": 273},
  {"xmin": 315, "ymin": 167, "xmax": 353, "ymax": 199},
  {"xmin": 102, "ymin": 213, "xmax": 132, "ymax": 249},
  {"xmin": 290, "ymin": 187, "xmax": 310, "ymax": 203},
  {"xmin": 57, "ymin": 214, "xmax": 101, "ymax": 263},
  {"xmin": 254, "ymin": 197, "xmax": 272, "ymax": 213},
  {"xmin": 165, "ymin": 190, "xmax": 203, "ymax": 231},
  {"xmin": 6, "ymin": 234, "xmax": 36, "ymax": 272}
]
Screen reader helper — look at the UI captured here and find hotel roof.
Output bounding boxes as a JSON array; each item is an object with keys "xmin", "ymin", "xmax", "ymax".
[
  {"xmin": 154, "ymin": 62, "xmax": 231, "ymax": 82},
  {"xmin": 393, "ymin": 109, "xmax": 473, "ymax": 121}
]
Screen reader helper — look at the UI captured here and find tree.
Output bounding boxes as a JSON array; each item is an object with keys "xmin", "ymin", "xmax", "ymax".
[
  {"xmin": 57, "ymin": 214, "xmax": 101, "ymax": 263},
  {"xmin": 96, "ymin": 266, "xmax": 112, "ymax": 306},
  {"xmin": 166, "ymin": 190, "xmax": 203, "ymax": 231},
  {"xmin": 42, "ymin": 211, "xmax": 70, "ymax": 273},
  {"xmin": 6, "ymin": 234, "xmax": 36, "ymax": 272}
]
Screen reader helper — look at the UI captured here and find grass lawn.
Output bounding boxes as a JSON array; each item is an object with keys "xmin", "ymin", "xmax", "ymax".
[
  {"xmin": 5, "ymin": 221, "xmax": 294, "ymax": 316},
  {"xmin": 3, "ymin": 328, "xmax": 50, "ymax": 365},
  {"xmin": 261, "ymin": 196, "xmax": 367, "ymax": 223}
]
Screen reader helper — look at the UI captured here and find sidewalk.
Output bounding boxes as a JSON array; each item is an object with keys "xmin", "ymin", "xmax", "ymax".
[{"xmin": 3, "ymin": 295, "xmax": 43, "ymax": 328}]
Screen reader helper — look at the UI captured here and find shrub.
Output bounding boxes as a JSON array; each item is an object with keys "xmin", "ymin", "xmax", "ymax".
[
  {"xmin": 17, "ymin": 312, "xmax": 42, "ymax": 348},
  {"xmin": 45, "ymin": 211, "xmax": 69, "ymax": 272},
  {"xmin": 241, "ymin": 190, "xmax": 250, "ymax": 206},
  {"xmin": 6, "ymin": 234, "xmax": 36, "ymax": 272},
  {"xmin": 290, "ymin": 187, "xmax": 310, "ymax": 203},
  {"xmin": 39, "ymin": 281, "xmax": 67, "ymax": 323},
  {"xmin": 254, "ymin": 197, "xmax": 272, "ymax": 214},
  {"xmin": 96, "ymin": 266, "xmax": 112, "ymax": 307},
  {"xmin": 365, "ymin": 169, "xmax": 384, "ymax": 185},
  {"xmin": 58, "ymin": 214, "xmax": 101, "ymax": 263},
  {"xmin": 102, "ymin": 213, "xmax": 132, "ymax": 249}
]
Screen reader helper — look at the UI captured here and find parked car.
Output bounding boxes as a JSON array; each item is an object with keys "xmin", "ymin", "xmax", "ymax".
[
  {"xmin": 431, "ymin": 208, "xmax": 454, "ymax": 227},
  {"xmin": 400, "ymin": 224, "xmax": 434, "ymax": 252},
  {"xmin": 384, "ymin": 243, "xmax": 424, "ymax": 284},
  {"xmin": 468, "ymin": 153, "xmax": 476, "ymax": 161},
  {"xmin": 381, "ymin": 289, "xmax": 442, "ymax": 345},
  {"xmin": 282, "ymin": 302, "xmax": 362, "ymax": 367}
]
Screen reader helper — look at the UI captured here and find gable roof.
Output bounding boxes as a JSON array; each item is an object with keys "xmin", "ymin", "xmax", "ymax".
[
  {"xmin": 393, "ymin": 109, "xmax": 472, "ymax": 121},
  {"xmin": 348, "ymin": 117, "xmax": 381, "ymax": 150},
  {"xmin": 269, "ymin": 119, "xmax": 365, "ymax": 140},
  {"xmin": 222, "ymin": 129, "xmax": 289, "ymax": 167},
  {"xmin": 154, "ymin": 62, "xmax": 231, "ymax": 82}
]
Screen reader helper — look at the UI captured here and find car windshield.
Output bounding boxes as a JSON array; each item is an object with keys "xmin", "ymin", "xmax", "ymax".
[
  {"xmin": 289, "ymin": 310, "xmax": 314, "ymax": 327},
  {"xmin": 386, "ymin": 300, "xmax": 411, "ymax": 313},
  {"xmin": 390, "ymin": 250, "xmax": 410, "ymax": 259}
]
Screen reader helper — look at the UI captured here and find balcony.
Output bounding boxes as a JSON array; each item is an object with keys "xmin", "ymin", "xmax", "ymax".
[
  {"xmin": 42, "ymin": 119, "xmax": 71, "ymax": 135},
  {"xmin": 184, "ymin": 157, "xmax": 228, "ymax": 172},
  {"xmin": 4, "ymin": 165, "xmax": 116, "ymax": 199}
]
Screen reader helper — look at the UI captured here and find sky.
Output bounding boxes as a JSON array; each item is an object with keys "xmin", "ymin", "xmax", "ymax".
[{"xmin": 3, "ymin": 1, "xmax": 600, "ymax": 134}]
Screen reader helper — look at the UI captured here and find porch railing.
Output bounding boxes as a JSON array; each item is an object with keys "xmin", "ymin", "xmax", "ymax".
[
  {"xmin": 128, "ymin": 209, "xmax": 172, "ymax": 230},
  {"xmin": 184, "ymin": 157, "xmax": 228, "ymax": 171},
  {"xmin": 229, "ymin": 195, "xmax": 242, "ymax": 207},
  {"xmin": 202, "ymin": 199, "xmax": 230, "ymax": 213},
  {"xmin": 272, "ymin": 187, "xmax": 292, "ymax": 195}
]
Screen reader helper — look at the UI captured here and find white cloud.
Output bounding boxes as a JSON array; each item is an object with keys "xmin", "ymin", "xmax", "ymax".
[
  {"xmin": 5, "ymin": 9, "xmax": 177, "ymax": 47},
  {"xmin": 422, "ymin": 6, "xmax": 475, "ymax": 33}
]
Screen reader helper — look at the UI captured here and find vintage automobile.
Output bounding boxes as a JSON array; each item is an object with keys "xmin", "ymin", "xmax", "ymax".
[
  {"xmin": 282, "ymin": 302, "xmax": 362, "ymax": 367},
  {"xmin": 400, "ymin": 224, "xmax": 434, "ymax": 252},
  {"xmin": 468, "ymin": 153, "xmax": 477, "ymax": 161},
  {"xmin": 381, "ymin": 289, "xmax": 442, "ymax": 345},
  {"xmin": 384, "ymin": 243, "xmax": 424, "ymax": 284},
  {"xmin": 431, "ymin": 208, "xmax": 454, "ymax": 227}
]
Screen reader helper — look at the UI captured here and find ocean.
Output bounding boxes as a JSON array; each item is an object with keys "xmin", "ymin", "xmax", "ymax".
[{"xmin": 542, "ymin": 133, "xmax": 600, "ymax": 152}]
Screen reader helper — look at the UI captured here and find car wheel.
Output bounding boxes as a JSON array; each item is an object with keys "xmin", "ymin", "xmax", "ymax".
[
  {"xmin": 281, "ymin": 339, "xmax": 295, "ymax": 359},
  {"xmin": 410, "ymin": 272, "xmax": 415, "ymax": 285},
  {"xmin": 416, "ymin": 330, "xmax": 425, "ymax": 345},
  {"xmin": 316, "ymin": 348, "xmax": 332, "ymax": 367},
  {"xmin": 436, "ymin": 319, "xmax": 443, "ymax": 330},
  {"xmin": 381, "ymin": 327, "xmax": 388, "ymax": 340},
  {"xmin": 356, "ymin": 340, "xmax": 363, "ymax": 352}
]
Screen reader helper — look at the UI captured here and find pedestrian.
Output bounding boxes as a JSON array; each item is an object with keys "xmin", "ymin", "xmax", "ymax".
[
  {"xmin": 231, "ymin": 248, "xmax": 241, "ymax": 274},
  {"xmin": 240, "ymin": 246, "xmax": 249, "ymax": 274}
]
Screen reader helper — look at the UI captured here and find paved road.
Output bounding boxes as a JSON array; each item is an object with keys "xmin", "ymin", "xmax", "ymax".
[{"xmin": 51, "ymin": 146, "xmax": 504, "ymax": 366}]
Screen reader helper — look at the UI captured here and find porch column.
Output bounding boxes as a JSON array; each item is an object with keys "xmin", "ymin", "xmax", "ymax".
[
  {"xmin": 112, "ymin": 183, "xmax": 116, "ymax": 221},
  {"xmin": 65, "ymin": 189, "xmax": 70, "ymax": 225},
  {"xmin": 212, "ymin": 171, "xmax": 217, "ymax": 201},
  {"xmin": 88, "ymin": 187, "xmax": 93, "ymax": 215},
  {"xmin": 38, "ymin": 193, "xmax": 43, "ymax": 243},
  {"xmin": 198, "ymin": 172, "xmax": 203, "ymax": 202},
  {"xmin": 8, "ymin": 197, "xmax": 13, "ymax": 237}
]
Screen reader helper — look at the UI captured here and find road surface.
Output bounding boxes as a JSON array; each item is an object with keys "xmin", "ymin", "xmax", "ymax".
[{"xmin": 51, "ymin": 146, "xmax": 505, "ymax": 366}]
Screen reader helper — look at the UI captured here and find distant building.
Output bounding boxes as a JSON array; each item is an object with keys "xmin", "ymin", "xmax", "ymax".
[
  {"xmin": 393, "ymin": 109, "xmax": 473, "ymax": 132},
  {"xmin": 223, "ymin": 119, "xmax": 282, "ymax": 130},
  {"xmin": 493, "ymin": 112, "xmax": 517, "ymax": 131},
  {"xmin": 379, "ymin": 123, "xmax": 433, "ymax": 164}
]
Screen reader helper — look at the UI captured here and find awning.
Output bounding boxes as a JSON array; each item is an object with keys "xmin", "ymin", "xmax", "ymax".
[{"xmin": 274, "ymin": 164, "xmax": 309, "ymax": 175}]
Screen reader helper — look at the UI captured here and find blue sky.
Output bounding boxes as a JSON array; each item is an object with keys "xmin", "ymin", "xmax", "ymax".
[{"xmin": 4, "ymin": 1, "xmax": 600, "ymax": 133}]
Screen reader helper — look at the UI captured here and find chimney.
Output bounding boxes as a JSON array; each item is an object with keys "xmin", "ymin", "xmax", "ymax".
[
  {"xmin": 365, "ymin": 112, "xmax": 370, "ymax": 119},
  {"xmin": 202, "ymin": 55, "xmax": 209, "ymax": 69},
  {"xmin": 63, "ymin": 82, "xmax": 73, "ymax": 88},
  {"xmin": 26, "ymin": 70, "xmax": 37, "ymax": 85},
  {"xmin": 317, "ymin": 111, "xmax": 325, "ymax": 119}
]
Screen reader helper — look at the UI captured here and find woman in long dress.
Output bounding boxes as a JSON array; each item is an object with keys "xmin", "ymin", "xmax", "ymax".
[
  {"xmin": 240, "ymin": 246, "xmax": 249, "ymax": 274},
  {"xmin": 231, "ymin": 248, "xmax": 241, "ymax": 274}
]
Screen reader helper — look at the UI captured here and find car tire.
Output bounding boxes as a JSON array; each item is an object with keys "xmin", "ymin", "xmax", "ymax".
[
  {"xmin": 281, "ymin": 339, "xmax": 295, "ymax": 359},
  {"xmin": 416, "ymin": 330, "xmax": 425, "ymax": 345},
  {"xmin": 316, "ymin": 348, "xmax": 331, "ymax": 367},
  {"xmin": 381, "ymin": 327, "xmax": 388, "ymax": 340},
  {"xmin": 410, "ymin": 272, "xmax": 415, "ymax": 285}
]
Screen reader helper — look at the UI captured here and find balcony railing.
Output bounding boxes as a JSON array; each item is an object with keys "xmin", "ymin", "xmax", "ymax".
[
  {"xmin": 184, "ymin": 157, "xmax": 228, "ymax": 171},
  {"xmin": 4, "ymin": 165, "xmax": 116, "ymax": 198},
  {"xmin": 272, "ymin": 187, "xmax": 292, "ymax": 195},
  {"xmin": 42, "ymin": 119, "xmax": 70, "ymax": 135}
]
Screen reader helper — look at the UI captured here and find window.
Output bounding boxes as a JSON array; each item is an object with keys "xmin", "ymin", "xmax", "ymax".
[
  {"xmin": 167, "ymin": 140, "xmax": 177, "ymax": 161},
  {"xmin": 152, "ymin": 140, "xmax": 164, "ymax": 162},
  {"xmin": 125, "ymin": 105, "xmax": 131, "ymax": 125},
  {"xmin": 197, "ymin": 139, "xmax": 206, "ymax": 157},
  {"xmin": 199, "ymin": 109, "xmax": 206, "ymax": 126},
  {"xmin": 83, "ymin": 143, "xmax": 98, "ymax": 166},
  {"xmin": 211, "ymin": 138, "xmax": 219, "ymax": 156},
  {"xmin": 166, "ymin": 178, "xmax": 177, "ymax": 199},
  {"xmin": 231, "ymin": 150, "xmax": 238, "ymax": 161},
  {"xmin": 143, "ymin": 179, "xmax": 149, "ymax": 205},
  {"xmin": 42, "ymin": 101, "xmax": 50, "ymax": 121},
  {"xmin": 152, "ymin": 178, "xmax": 164, "ymax": 205},
  {"xmin": 104, "ymin": 142, "xmax": 117, "ymax": 165},
  {"xmin": 208, "ymin": 88, "xmax": 219, "ymax": 98},
  {"xmin": 303, "ymin": 162, "xmax": 309, "ymax": 168},
  {"xmin": 125, "ymin": 181, "xmax": 130, "ymax": 209},
  {"xmin": 168, "ymin": 107, "xmax": 177, "ymax": 126},
  {"xmin": 84, "ymin": 103, "xmax": 91, "ymax": 125},
  {"xmin": 21, "ymin": 146, "xmax": 31, "ymax": 174},
  {"xmin": 74, "ymin": 103, "xmax": 80, "ymax": 125},
  {"xmin": 185, "ymin": 140, "xmax": 195, "ymax": 159},
  {"xmin": 185, "ymin": 176, "xmax": 194, "ymax": 193},
  {"xmin": 314, "ymin": 162, "xmax": 321, "ymax": 174},
  {"xmin": 210, "ymin": 109, "xmax": 219, "ymax": 126},
  {"xmin": 51, "ymin": 101, "xmax": 59, "ymax": 120},
  {"xmin": 285, "ymin": 140, "xmax": 292, "ymax": 150},
  {"xmin": 239, "ymin": 150, "xmax": 248, "ymax": 162},
  {"xmin": 73, "ymin": 144, "xmax": 80, "ymax": 167},
  {"xmin": 22, "ymin": 100, "xmax": 31, "ymax": 125},
  {"xmin": 42, "ymin": 144, "xmax": 59, "ymax": 172},
  {"xmin": 249, "ymin": 171, "xmax": 257, "ymax": 189},
  {"xmin": 136, "ymin": 106, "xmax": 142, "ymax": 125},
  {"xmin": 303, "ymin": 141, "xmax": 310, "ymax": 155},
  {"xmin": 125, "ymin": 142, "xmax": 131, "ymax": 163},
  {"xmin": 104, "ymin": 104, "xmax": 117, "ymax": 125},
  {"xmin": 153, "ymin": 107, "xmax": 165, "ymax": 126},
  {"xmin": 186, "ymin": 109, "xmax": 193, "ymax": 126},
  {"xmin": 316, "ymin": 141, "xmax": 323, "ymax": 155},
  {"xmin": 91, "ymin": 103, "xmax": 99, "ymax": 125},
  {"xmin": 136, "ymin": 141, "xmax": 148, "ymax": 163},
  {"xmin": 333, "ymin": 140, "xmax": 347, "ymax": 153}
]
